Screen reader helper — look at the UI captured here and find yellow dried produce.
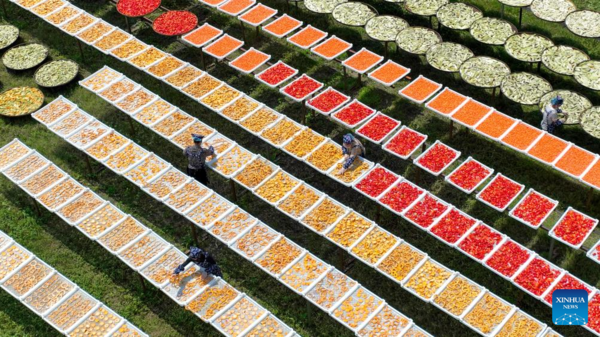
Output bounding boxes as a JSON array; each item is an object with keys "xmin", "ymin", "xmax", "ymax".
[
  {"xmin": 165, "ymin": 66, "xmax": 203, "ymax": 88},
  {"xmin": 38, "ymin": 179, "xmax": 84, "ymax": 210},
  {"xmin": 211, "ymin": 209, "xmax": 256, "ymax": 242},
  {"xmin": 245, "ymin": 316, "xmax": 288, "ymax": 337},
  {"xmin": 46, "ymin": 292, "xmax": 96, "ymax": 331},
  {"xmin": 3, "ymin": 259, "xmax": 51, "ymax": 296},
  {"xmin": 34, "ymin": 99, "xmax": 74, "ymax": 124},
  {"xmin": 116, "ymin": 90, "xmax": 156, "ymax": 113},
  {"xmin": 21, "ymin": 165, "xmax": 65, "ymax": 195},
  {"xmin": 0, "ymin": 141, "xmax": 29, "ymax": 170},
  {"xmin": 94, "ymin": 30, "xmax": 129, "ymax": 52},
  {"xmin": 185, "ymin": 282, "xmax": 238, "ymax": 320},
  {"xmin": 164, "ymin": 267, "xmax": 213, "ymax": 301},
  {"xmin": 50, "ymin": 110, "xmax": 91, "ymax": 137},
  {"xmin": 283, "ymin": 129, "xmax": 324, "ymax": 158},
  {"xmin": 111, "ymin": 40, "xmax": 147, "ymax": 59},
  {"xmin": 98, "ymin": 218, "xmax": 146, "ymax": 252},
  {"xmin": 307, "ymin": 142, "xmax": 343, "ymax": 171},
  {"xmin": 171, "ymin": 121, "xmax": 214, "ymax": 149},
  {"xmin": 306, "ymin": 270, "xmax": 356, "ymax": 310},
  {"xmin": 81, "ymin": 67, "xmax": 121, "ymax": 92},
  {"xmin": 16, "ymin": 0, "xmax": 44, "ymax": 8},
  {"xmin": 145, "ymin": 169, "xmax": 188, "ymax": 199},
  {"xmin": 69, "ymin": 307, "xmax": 119, "ymax": 337},
  {"xmin": 129, "ymin": 48, "xmax": 165, "ymax": 68},
  {"xmin": 255, "ymin": 171, "xmax": 298, "ymax": 203},
  {"xmin": 200, "ymin": 85, "xmax": 240, "ymax": 109},
  {"xmin": 464, "ymin": 293, "xmax": 512, "ymax": 334},
  {"xmin": 326, "ymin": 212, "xmax": 372, "ymax": 248},
  {"xmin": 105, "ymin": 143, "xmax": 147, "ymax": 172},
  {"xmin": 0, "ymin": 245, "xmax": 30, "ymax": 279},
  {"xmin": 358, "ymin": 306, "xmax": 410, "ymax": 337},
  {"xmin": 333, "ymin": 288, "xmax": 382, "ymax": 329},
  {"xmin": 68, "ymin": 120, "xmax": 109, "ymax": 147},
  {"xmin": 214, "ymin": 297, "xmax": 265, "ymax": 336},
  {"xmin": 85, "ymin": 132, "xmax": 128, "ymax": 161},
  {"xmin": 302, "ymin": 198, "xmax": 346, "ymax": 233},
  {"xmin": 57, "ymin": 191, "xmax": 104, "ymax": 224},
  {"xmin": 403, "ymin": 326, "xmax": 429, "ymax": 337},
  {"xmin": 166, "ymin": 181, "xmax": 209, "ymax": 212},
  {"xmin": 124, "ymin": 155, "xmax": 168, "ymax": 186},
  {"xmin": 186, "ymin": 194, "xmax": 232, "ymax": 227},
  {"xmin": 240, "ymin": 107, "xmax": 279, "ymax": 133},
  {"xmin": 62, "ymin": 13, "xmax": 95, "ymax": 34},
  {"xmin": 378, "ymin": 243, "xmax": 426, "ymax": 282},
  {"xmin": 152, "ymin": 111, "xmax": 194, "ymax": 137},
  {"xmin": 147, "ymin": 56, "xmax": 184, "ymax": 77},
  {"xmin": 24, "ymin": 274, "xmax": 74, "ymax": 313},
  {"xmin": 495, "ymin": 312, "xmax": 543, "ymax": 337},
  {"xmin": 351, "ymin": 228, "xmax": 397, "ymax": 264},
  {"xmin": 100, "ymin": 79, "xmax": 137, "ymax": 102},
  {"xmin": 119, "ymin": 234, "xmax": 167, "ymax": 268},
  {"xmin": 47, "ymin": 6, "xmax": 80, "ymax": 24},
  {"xmin": 331, "ymin": 160, "xmax": 371, "ymax": 183},
  {"xmin": 235, "ymin": 225, "xmax": 278, "ymax": 258},
  {"xmin": 77, "ymin": 22, "xmax": 112, "ymax": 43},
  {"xmin": 234, "ymin": 158, "xmax": 273, "ymax": 189},
  {"xmin": 142, "ymin": 249, "xmax": 185, "ymax": 285},
  {"xmin": 280, "ymin": 254, "xmax": 328, "ymax": 292},
  {"xmin": 77, "ymin": 204, "xmax": 125, "ymax": 237},
  {"xmin": 32, "ymin": 0, "xmax": 65, "ymax": 16},
  {"xmin": 212, "ymin": 146, "xmax": 253, "ymax": 176},
  {"xmin": 405, "ymin": 261, "xmax": 452, "ymax": 300},
  {"xmin": 433, "ymin": 276, "xmax": 481, "ymax": 316},
  {"xmin": 257, "ymin": 238, "xmax": 302, "ymax": 274},
  {"xmin": 183, "ymin": 76, "xmax": 221, "ymax": 98},
  {"xmin": 133, "ymin": 100, "xmax": 174, "ymax": 125},
  {"xmin": 278, "ymin": 184, "xmax": 320, "ymax": 217},
  {"xmin": 112, "ymin": 323, "xmax": 143, "ymax": 337},
  {"xmin": 261, "ymin": 119, "xmax": 301, "ymax": 145},
  {"xmin": 221, "ymin": 96, "xmax": 259, "ymax": 121},
  {"xmin": 4, "ymin": 153, "xmax": 47, "ymax": 182}
]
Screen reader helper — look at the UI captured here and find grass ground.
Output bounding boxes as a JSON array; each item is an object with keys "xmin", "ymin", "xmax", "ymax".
[{"xmin": 1, "ymin": 0, "xmax": 600, "ymax": 336}]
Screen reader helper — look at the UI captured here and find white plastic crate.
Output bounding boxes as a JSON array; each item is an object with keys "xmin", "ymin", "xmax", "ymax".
[
  {"xmin": 475, "ymin": 174, "xmax": 525, "ymax": 212},
  {"xmin": 412, "ymin": 140, "xmax": 461, "ymax": 177},
  {"xmin": 444, "ymin": 157, "xmax": 494, "ymax": 194},
  {"xmin": 508, "ymin": 189, "xmax": 558, "ymax": 229},
  {"xmin": 382, "ymin": 126, "xmax": 428, "ymax": 160},
  {"xmin": 548, "ymin": 207, "xmax": 599, "ymax": 250}
]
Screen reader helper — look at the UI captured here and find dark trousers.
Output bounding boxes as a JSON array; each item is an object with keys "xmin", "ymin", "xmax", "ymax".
[{"xmin": 187, "ymin": 167, "xmax": 209, "ymax": 185}]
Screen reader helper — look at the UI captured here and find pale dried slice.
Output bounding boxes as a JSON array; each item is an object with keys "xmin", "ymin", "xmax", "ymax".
[
  {"xmin": 436, "ymin": 3, "xmax": 483, "ymax": 30},
  {"xmin": 574, "ymin": 60, "xmax": 600, "ymax": 91},
  {"xmin": 305, "ymin": 0, "xmax": 347, "ymax": 14},
  {"xmin": 460, "ymin": 56, "xmax": 510, "ymax": 88},
  {"xmin": 332, "ymin": 2, "xmax": 377, "ymax": 26},
  {"xmin": 538, "ymin": 90, "xmax": 592, "ymax": 124},
  {"xmin": 470, "ymin": 17, "xmax": 516, "ymax": 45},
  {"xmin": 499, "ymin": 0, "xmax": 533, "ymax": 6},
  {"xmin": 426, "ymin": 42, "xmax": 473, "ymax": 72},
  {"xmin": 404, "ymin": 0, "xmax": 448, "ymax": 16},
  {"xmin": 396, "ymin": 27, "xmax": 441, "ymax": 55},
  {"xmin": 566, "ymin": 10, "xmax": 600, "ymax": 38},
  {"xmin": 505, "ymin": 33, "xmax": 554, "ymax": 63},
  {"xmin": 581, "ymin": 106, "xmax": 600, "ymax": 139},
  {"xmin": 541, "ymin": 45, "xmax": 589, "ymax": 75},
  {"xmin": 365, "ymin": 15, "xmax": 408, "ymax": 42},
  {"xmin": 501, "ymin": 72, "xmax": 552, "ymax": 105},
  {"xmin": 531, "ymin": 0, "xmax": 576, "ymax": 22}
]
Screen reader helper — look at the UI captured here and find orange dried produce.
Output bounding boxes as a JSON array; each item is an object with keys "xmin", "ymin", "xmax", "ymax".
[
  {"xmin": 554, "ymin": 146, "xmax": 595, "ymax": 177},
  {"xmin": 38, "ymin": 178, "xmax": 84, "ymax": 210},
  {"xmin": 3, "ymin": 259, "xmax": 51, "ymax": 296},
  {"xmin": 331, "ymin": 160, "xmax": 371, "ymax": 183},
  {"xmin": 256, "ymin": 238, "xmax": 302, "ymax": 274},
  {"xmin": 307, "ymin": 142, "xmax": 343, "ymax": 171},
  {"xmin": 112, "ymin": 323, "xmax": 143, "ymax": 337},
  {"xmin": 85, "ymin": 132, "xmax": 128, "ymax": 161},
  {"xmin": 234, "ymin": 158, "xmax": 274, "ymax": 188},
  {"xmin": 77, "ymin": 204, "xmax": 125, "ymax": 237},
  {"xmin": 333, "ymin": 287, "xmax": 382, "ymax": 329},
  {"xmin": 186, "ymin": 194, "xmax": 232, "ymax": 227},
  {"xmin": 183, "ymin": 75, "xmax": 221, "ymax": 98},
  {"xmin": 105, "ymin": 143, "xmax": 148, "ymax": 172},
  {"xmin": 133, "ymin": 100, "xmax": 174, "ymax": 125},
  {"xmin": 145, "ymin": 169, "xmax": 188, "ymax": 199},
  {"xmin": 16, "ymin": 0, "xmax": 44, "ymax": 8},
  {"xmin": 67, "ymin": 120, "xmax": 110, "ymax": 148},
  {"xmin": 403, "ymin": 326, "xmax": 429, "ymax": 337},
  {"xmin": 495, "ymin": 312, "xmax": 543, "ymax": 337},
  {"xmin": 245, "ymin": 316, "xmax": 289, "ymax": 337},
  {"xmin": 368, "ymin": 61, "xmax": 409, "ymax": 86},
  {"xmin": 378, "ymin": 243, "xmax": 426, "ymax": 282},
  {"xmin": 280, "ymin": 254, "xmax": 328, "ymax": 292},
  {"xmin": 151, "ymin": 110, "xmax": 194, "ymax": 137},
  {"xmin": 57, "ymin": 191, "xmax": 104, "ymax": 224},
  {"xmin": 405, "ymin": 261, "xmax": 452, "ymax": 300},
  {"xmin": 21, "ymin": 165, "xmax": 65, "ymax": 195},
  {"xmin": 165, "ymin": 66, "xmax": 203, "ymax": 88},
  {"xmin": 326, "ymin": 212, "xmax": 372, "ymax": 248},
  {"xmin": 500, "ymin": 122, "xmax": 542, "ymax": 151},
  {"xmin": 240, "ymin": 107, "xmax": 279, "ymax": 132},
  {"xmin": 81, "ymin": 67, "xmax": 121, "ymax": 92},
  {"xmin": 210, "ymin": 209, "xmax": 256, "ymax": 242},
  {"xmin": 0, "ymin": 141, "xmax": 29, "ymax": 170},
  {"xmin": 358, "ymin": 306, "xmax": 410, "ymax": 337},
  {"xmin": 32, "ymin": 0, "xmax": 65, "ymax": 16},
  {"xmin": 200, "ymin": 85, "xmax": 240, "ymax": 110},
  {"xmin": 288, "ymin": 25, "xmax": 326, "ymax": 49},
  {"xmin": 527, "ymin": 133, "xmax": 569, "ymax": 163},
  {"xmin": 0, "ymin": 245, "xmax": 30, "ymax": 279},
  {"xmin": 119, "ymin": 234, "xmax": 167, "ymax": 268},
  {"xmin": 77, "ymin": 22, "xmax": 113, "ymax": 43},
  {"xmin": 142, "ymin": 249, "xmax": 186, "ymax": 285},
  {"xmin": 183, "ymin": 24, "xmax": 221, "ymax": 47},
  {"xmin": 46, "ymin": 291, "xmax": 96, "ymax": 331},
  {"xmin": 129, "ymin": 47, "xmax": 165, "ymax": 68},
  {"xmin": 239, "ymin": 4, "xmax": 276, "ymax": 26},
  {"xmin": 124, "ymin": 155, "xmax": 169, "ymax": 186},
  {"xmin": 185, "ymin": 281, "xmax": 238, "ymax": 320},
  {"xmin": 463, "ymin": 293, "xmax": 512, "ymax": 334},
  {"xmin": 263, "ymin": 15, "xmax": 301, "ymax": 37},
  {"xmin": 100, "ymin": 79, "xmax": 137, "ymax": 102},
  {"xmin": 255, "ymin": 171, "xmax": 298, "ymax": 203},
  {"xmin": 451, "ymin": 99, "xmax": 492, "ymax": 127},
  {"xmin": 424, "ymin": 88, "xmax": 465, "ymax": 114},
  {"xmin": 234, "ymin": 224, "xmax": 278, "ymax": 258},
  {"xmin": 94, "ymin": 30, "xmax": 129, "ymax": 52},
  {"xmin": 230, "ymin": 48, "xmax": 269, "ymax": 73},
  {"xmin": 306, "ymin": 270, "xmax": 356, "ymax": 310},
  {"xmin": 221, "ymin": 96, "xmax": 259, "ymax": 121},
  {"xmin": 50, "ymin": 110, "xmax": 91, "ymax": 137},
  {"xmin": 261, "ymin": 119, "xmax": 301, "ymax": 145},
  {"xmin": 433, "ymin": 276, "xmax": 481, "ymax": 316},
  {"xmin": 302, "ymin": 198, "xmax": 346, "ymax": 232},
  {"xmin": 62, "ymin": 13, "xmax": 95, "ymax": 34},
  {"xmin": 24, "ymin": 274, "xmax": 74, "ymax": 313},
  {"xmin": 278, "ymin": 184, "xmax": 320, "ymax": 217},
  {"xmin": 4, "ymin": 152, "xmax": 47, "ymax": 182},
  {"xmin": 475, "ymin": 111, "xmax": 516, "ymax": 139},
  {"xmin": 312, "ymin": 36, "xmax": 352, "ymax": 59},
  {"xmin": 343, "ymin": 49, "xmax": 383, "ymax": 73},
  {"xmin": 283, "ymin": 128, "xmax": 324, "ymax": 158},
  {"xmin": 69, "ymin": 307, "xmax": 120, "ymax": 337},
  {"xmin": 166, "ymin": 181, "xmax": 209, "ymax": 212},
  {"xmin": 171, "ymin": 121, "xmax": 214, "ymax": 149},
  {"xmin": 116, "ymin": 89, "xmax": 156, "ymax": 113},
  {"xmin": 111, "ymin": 39, "xmax": 147, "ymax": 59},
  {"xmin": 351, "ymin": 228, "xmax": 397, "ymax": 264},
  {"xmin": 147, "ymin": 56, "xmax": 184, "ymax": 77},
  {"xmin": 203, "ymin": 35, "xmax": 243, "ymax": 59},
  {"xmin": 212, "ymin": 146, "xmax": 253, "ymax": 176},
  {"xmin": 582, "ymin": 160, "xmax": 600, "ymax": 189},
  {"xmin": 98, "ymin": 217, "xmax": 146, "ymax": 252},
  {"xmin": 34, "ymin": 99, "xmax": 75, "ymax": 125},
  {"xmin": 214, "ymin": 297, "xmax": 265, "ymax": 336}
]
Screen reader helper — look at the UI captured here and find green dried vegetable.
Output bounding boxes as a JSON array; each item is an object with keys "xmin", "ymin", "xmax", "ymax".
[
  {"xmin": 566, "ymin": 10, "xmax": 600, "ymax": 38},
  {"xmin": 0, "ymin": 25, "xmax": 19, "ymax": 50},
  {"xmin": 581, "ymin": 107, "xmax": 600, "ymax": 139},
  {"xmin": 305, "ymin": 0, "xmax": 347, "ymax": 14},
  {"xmin": 501, "ymin": 72, "xmax": 552, "ymax": 105},
  {"xmin": 34, "ymin": 60, "xmax": 79, "ymax": 87},
  {"xmin": 470, "ymin": 18, "xmax": 516, "ymax": 45},
  {"xmin": 0, "ymin": 87, "xmax": 44, "ymax": 117},
  {"xmin": 426, "ymin": 42, "xmax": 473, "ymax": 72},
  {"xmin": 2, "ymin": 43, "xmax": 48, "ymax": 70},
  {"xmin": 541, "ymin": 45, "xmax": 589, "ymax": 75},
  {"xmin": 404, "ymin": 0, "xmax": 448, "ymax": 16},
  {"xmin": 365, "ymin": 15, "xmax": 408, "ymax": 42},
  {"xmin": 505, "ymin": 33, "xmax": 554, "ymax": 63},
  {"xmin": 531, "ymin": 0, "xmax": 576, "ymax": 22},
  {"xmin": 574, "ymin": 61, "xmax": 600, "ymax": 91},
  {"xmin": 395, "ymin": 27, "xmax": 441, "ymax": 55},
  {"xmin": 460, "ymin": 56, "xmax": 510, "ymax": 88},
  {"xmin": 539, "ymin": 90, "xmax": 592, "ymax": 124},
  {"xmin": 498, "ymin": 0, "xmax": 533, "ymax": 6},
  {"xmin": 332, "ymin": 2, "xmax": 377, "ymax": 26},
  {"xmin": 436, "ymin": 3, "xmax": 483, "ymax": 30}
]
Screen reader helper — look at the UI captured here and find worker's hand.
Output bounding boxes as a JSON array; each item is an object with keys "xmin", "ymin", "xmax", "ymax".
[
  {"xmin": 338, "ymin": 168, "xmax": 346, "ymax": 175},
  {"xmin": 173, "ymin": 265, "xmax": 184, "ymax": 275}
]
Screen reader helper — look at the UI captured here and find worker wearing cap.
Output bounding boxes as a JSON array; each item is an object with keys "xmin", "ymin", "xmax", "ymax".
[
  {"xmin": 541, "ymin": 96, "xmax": 568, "ymax": 134},
  {"xmin": 183, "ymin": 134, "xmax": 214, "ymax": 185},
  {"xmin": 173, "ymin": 246, "xmax": 222, "ymax": 278},
  {"xmin": 338, "ymin": 133, "xmax": 366, "ymax": 175}
]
